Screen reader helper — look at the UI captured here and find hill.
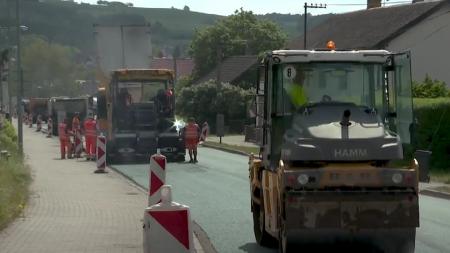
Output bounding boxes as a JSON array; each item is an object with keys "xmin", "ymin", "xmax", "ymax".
[{"xmin": 0, "ymin": 0, "xmax": 332, "ymax": 59}]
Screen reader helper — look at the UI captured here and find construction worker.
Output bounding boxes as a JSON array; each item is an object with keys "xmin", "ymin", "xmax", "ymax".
[
  {"xmin": 28, "ymin": 113, "xmax": 33, "ymax": 128},
  {"xmin": 83, "ymin": 113, "xmax": 97, "ymax": 161},
  {"xmin": 183, "ymin": 117, "xmax": 201, "ymax": 163},
  {"xmin": 72, "ymin": 112, "xmax": 82, "ymax": 158},
  {"xmin": 58, "ymin": 118, "xmax": 72, "ymax": 159},
  {"xmin": 199, "ymin": 121, "xmax": 209, "ymax": 143}
]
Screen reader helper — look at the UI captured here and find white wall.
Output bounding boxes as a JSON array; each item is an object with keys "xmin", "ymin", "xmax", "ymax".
[{"xmin": 386, "ymin": 2, "xmax": 450, "ymax": 86}]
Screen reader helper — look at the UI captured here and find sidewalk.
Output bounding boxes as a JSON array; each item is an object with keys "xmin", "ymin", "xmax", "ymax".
[
  {"xmin": 0, "ymin": 123, "xmax": 204, "ymax": 253},
  {"xmin": 206, "ymin": 135, "xmax": 257, "ymax": 148}
]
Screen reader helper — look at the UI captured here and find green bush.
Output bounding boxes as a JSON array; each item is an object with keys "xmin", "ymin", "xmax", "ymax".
[
  {"xmin": 0, "ymin": 120, "xmax": 19, "ymax": 155},
  {"xmin": 412, "ymin": 75, "xmax": 449, "ymax": 98},
  {"xmin": 176, "ymin": 80, "xmax": 253, "ymax": 132},
  {"xmin": 0, "ymin": 120, "xmax": 30, "ymax": 229},
  {"xmin": 413, "ymin": 98, "xmax": 450, "ymax": 171}
]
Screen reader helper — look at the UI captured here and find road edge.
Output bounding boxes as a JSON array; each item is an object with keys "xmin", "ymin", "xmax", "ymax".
[
  {"xmin": 203, "ymin": 144, "xmax": 450, "ymax": 201},
  {"xmin": 420, "ymin": 189, "xmax": 450, "ymax": 200},
  {"xmin": 108, "ymin": 165, "xmax": 218, "ymax": 253},
  {"xmin": 201, "ymin": 143, "xmax": 249, "ymax": 157}
]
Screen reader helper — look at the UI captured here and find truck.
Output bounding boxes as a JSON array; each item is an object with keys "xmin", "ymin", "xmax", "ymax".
[
  {"xmin": 94, "ymin": 25, "xmax": 184, "ymax": 163},
  {"xmin": 28, "ymin": 97, "xmax": 49, "ymax": 123},
  {"xmin": 48, "ymin": 96, "xmax": 93, "ymax": 135},
  {"xmin": 249, "ymin": 47, "xmax": 419, "ymax": 253}
]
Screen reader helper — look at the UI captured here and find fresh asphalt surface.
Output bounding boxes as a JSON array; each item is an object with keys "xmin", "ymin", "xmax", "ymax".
[{"xmin": 114, "ymin": 147, "xmax": 450, "ymax": 253}]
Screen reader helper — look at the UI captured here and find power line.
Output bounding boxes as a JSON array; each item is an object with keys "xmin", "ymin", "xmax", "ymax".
[{"xmin": 326, "ymin": 1, "xmax": 412, "ymax": 6}]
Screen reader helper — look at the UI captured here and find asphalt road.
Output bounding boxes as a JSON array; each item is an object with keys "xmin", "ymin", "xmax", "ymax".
[{"xmin": 114, "ymin": 147, "xmax": 450, "ymax": 253}]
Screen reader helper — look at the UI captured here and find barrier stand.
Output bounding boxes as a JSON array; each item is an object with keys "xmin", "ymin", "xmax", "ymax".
[
  {"xmin": 148, "ymin": 152, "xmax": 167, "ymax": 206},
  {"xmin": 46, "ymin": 118, "xmax": 53, "ymax": 138},
  {"xmin": 95, "ymin": 134, "xmax": 107, "ymax": 173},
  {"xmin": 143, "ymin": 185, "xmax": 194, "ymax": 253}
]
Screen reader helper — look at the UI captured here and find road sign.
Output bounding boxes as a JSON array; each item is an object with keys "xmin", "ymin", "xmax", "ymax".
[
  {"xmin": 216, "ymin": 113, "xmax": 224, "ymax": 138},
  {"xmin": 95, "ymin": 134, "xmax": 107, "ymax": 173},
  {"xmin": 148, "ymin": 153, "xmax": 166, "ymax": 206},
  {"xmin": 143, "ymin": 185, "xmax": 194, "ymax": 253}
]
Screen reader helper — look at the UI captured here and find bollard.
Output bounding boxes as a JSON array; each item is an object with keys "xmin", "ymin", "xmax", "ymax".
[
  {"xmin": 47, "ymin": 118, "xmax": 53, "ymax": 138},
  {"xmin": 74, "ymin": 130, "xmax": 82, "ymax": 158},
  {"xmin": 148, "ymin": 153, "xmax": 167, "ymax": 206},
  {"xmin": 95, "ymin": 134, "xmax": 107, "ymax": 173},
  {"xmin": 143, "ymin": 185, "xmax": 194, "ymax": 253},
  {"xmin": 415, "ymin": 150, "xmax": 431, "ymax": 183}
]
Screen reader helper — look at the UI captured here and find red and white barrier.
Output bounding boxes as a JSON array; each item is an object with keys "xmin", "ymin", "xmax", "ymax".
[
  {"xmin": 95, "ymin": 134, "xmax": 106, "ymax": 173},
  {"xmin": 143, "ymin": 185, "xmax": 194, "ymax": 253},
  {"xmin": 74, "ymin": 130, "xmax": 82, "ymax": 158},
  {"xmin": 148, "ymin": 153, "xmax": 166, "ymax": 206}
]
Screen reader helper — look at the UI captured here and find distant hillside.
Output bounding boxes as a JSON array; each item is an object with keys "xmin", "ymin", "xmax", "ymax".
[{"xmin": 0, "ymin": 0, "xmax": 332, "ymax": 59}]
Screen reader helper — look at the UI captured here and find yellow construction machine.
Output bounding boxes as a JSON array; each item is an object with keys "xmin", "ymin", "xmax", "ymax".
[{"xmin": 249, "ymin": 46, "xmax": 419, "ymax": 253}]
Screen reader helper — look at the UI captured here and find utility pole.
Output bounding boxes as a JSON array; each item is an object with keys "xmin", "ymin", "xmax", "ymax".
[
  {"xmin": 15, "ymin": 0, "xmax": 23, "ymax": 154},
  {"xmin": 216, "ymin": 45, "xmax": 222, "ymax": 86},
  {"xmin": 303, "ymin": 3, "xmax": 327, "ymax": 49}
]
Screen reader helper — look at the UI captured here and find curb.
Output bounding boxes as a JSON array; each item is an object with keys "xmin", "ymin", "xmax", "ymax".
[
  {"xmin": 108, "ymin": 165, "xmax": 218, "ymax": 253},
  {"xmin": 201, "ymin": 143, "xmax": 250, "ymax": 157},
  {"xmin": 420, "ymin": 189, "xmax": 450, "ymax": 200}
]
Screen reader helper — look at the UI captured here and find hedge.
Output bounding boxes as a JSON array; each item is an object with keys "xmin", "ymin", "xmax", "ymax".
[{"xmin": 413, "ymin": 98, "xmax": 450, "ymax": 171}]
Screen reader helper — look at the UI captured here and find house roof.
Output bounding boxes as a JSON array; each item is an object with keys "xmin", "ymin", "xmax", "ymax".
[
  {"xmin": 288, "ymin": 0, "xmax": 445, "ymax": 50},
  {"xmin": 149, "ymin": 58, "xmax": 195, "ymax": 79},
  {"xmin": 197, "ymin": 55, "xmax": 258, "ymax": 84}
]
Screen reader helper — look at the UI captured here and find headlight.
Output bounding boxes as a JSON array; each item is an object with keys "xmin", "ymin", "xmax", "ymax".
[
  {"xmin": 392, "ymin": 173, "xmax": 403, "ymax": 184},
  {"xmin": 297, "ymin": 174, "xmax": 309, "ymax": 185}
]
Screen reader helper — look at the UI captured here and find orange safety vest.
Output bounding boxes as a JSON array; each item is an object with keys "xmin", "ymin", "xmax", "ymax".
[
  {"xmin": 58, "ymin": 122, "xmax": 69, "ymax": 141},
  {"xmin": 185, "ymin": 123, "xmax": 200, "ymax": 140},
  {"xmin": 83, "ymin": 118, "xmax": 97, "ymax": 138}
]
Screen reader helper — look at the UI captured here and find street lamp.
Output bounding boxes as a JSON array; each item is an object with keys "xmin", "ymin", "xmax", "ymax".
[
  {"xmin": 15, "ymin": 0, "xmax": 24, "ymax": 154},
  {"xmin": 303, "ymin": 3, "xmax": 327, "ymax": 49}
]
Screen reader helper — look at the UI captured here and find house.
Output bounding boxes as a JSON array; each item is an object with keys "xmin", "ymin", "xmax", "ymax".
[
  {"xmin": 196, "ymin": 55, "xmax": 258, "ymax": 86},
  {"xmin": 288, "ymin": 0, "xmax": 450, "ymax": 86},
  {"xmin": 149, "ymin": 58, "xmax": 195, "ymax": 80}
]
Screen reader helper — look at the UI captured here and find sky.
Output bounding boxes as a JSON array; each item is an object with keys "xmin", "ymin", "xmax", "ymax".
[{"xmin": 77, "ymin": 0, "xmax": 414, "ymax": 16}]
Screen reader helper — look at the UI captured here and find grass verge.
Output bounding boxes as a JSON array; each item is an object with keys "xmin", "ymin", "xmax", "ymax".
[
  {"xmin": 203, "ymin": 141, "xmax": 259, "ymax": 155},
  {"xmin": 430, "ymin": 170, "xmax": 450, "ymax": 185},
  {"xmin": 0, "ymin": 120, "xmax": 31, "ymax": 230}
]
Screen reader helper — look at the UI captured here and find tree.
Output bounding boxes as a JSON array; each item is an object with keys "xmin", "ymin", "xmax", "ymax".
[
  {"xmin": 19, "ymin": 35, "xmax": 87, "ymax": 97},
  {"xmin": 190, "ymin": 9, "xmax": 287, "ymax": 79},
  {"xmin": 412, "ymin": 74, "xmax": 449, "ymax": 98},
  {"xmin": 176, "ymin": 80, "xmax": 253, "ymax": 131},
  {"xmin": 183, "ymin": 5, "xmax": 190, "ymax": 12}
]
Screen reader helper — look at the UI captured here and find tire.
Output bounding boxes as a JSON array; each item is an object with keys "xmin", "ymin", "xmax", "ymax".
[
  {"xmin": 278, "ymin": 218, "xmax": 295, "ymax": 253},
  {"xmin": 252, "ymin": 191, "xmax": 277, "ymax": 248},
  {"xmin": 384, "ymin": 229, "xmax": 416, "ymax": 253}
]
